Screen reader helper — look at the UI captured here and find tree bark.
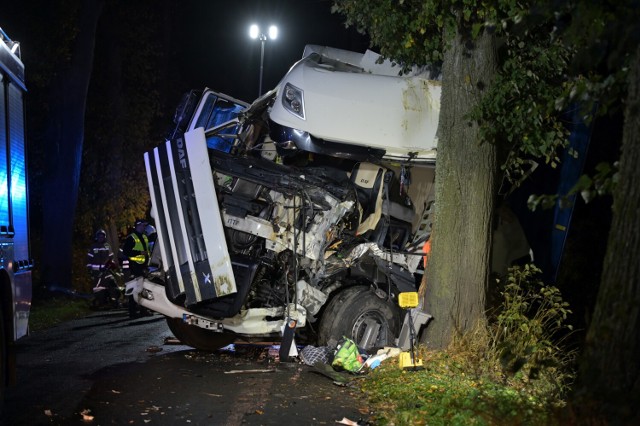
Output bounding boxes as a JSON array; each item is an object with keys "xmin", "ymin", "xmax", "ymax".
[
  {"xmin": 421, "ymin": 28, "xmax": 498, "ymax": 349},
  {"xmin": 573, "ymin": 45, "xmax": 640, "ymax": 424},
  {"xmin": 41, "ymin": 0, "xmax": 104, "ymax": 289}
]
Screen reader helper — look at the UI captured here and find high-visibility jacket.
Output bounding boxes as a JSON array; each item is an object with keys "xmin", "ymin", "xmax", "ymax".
[{"xmin": 128, "ymin": 233, "xmax": 150, "ymax": 265}]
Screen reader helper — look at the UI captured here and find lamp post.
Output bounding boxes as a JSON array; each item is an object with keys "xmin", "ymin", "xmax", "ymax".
[{"xmin": 249, "ymin": 24, "xmax": 278, "ymax": 96}]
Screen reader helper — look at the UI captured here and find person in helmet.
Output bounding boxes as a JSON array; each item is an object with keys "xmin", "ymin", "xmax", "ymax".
[
  {"xmin": 87, "ymin": 229, "xmax": 114, "ymax": 274},
  {"xmin": 87, "ymin": 229, "xmax": 118, "ymax": 308},
  {"xmin": 122, "ymin": 219, "xmax": 152, "ymax": 318}
]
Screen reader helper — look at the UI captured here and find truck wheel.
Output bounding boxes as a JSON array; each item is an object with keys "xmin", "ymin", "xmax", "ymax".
[
  {"xmin": 166, "ymin": 318, "xmax": 235, "ymax": 351},
  {"xmin": 317, "ymin": 286, "xmax": 401, "ymax": 352}
]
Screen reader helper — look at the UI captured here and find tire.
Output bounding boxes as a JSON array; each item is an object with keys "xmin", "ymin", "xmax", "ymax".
[
  {"xmin": 318, "ymin": 285, "xmax": 401, "ymax": 352},
  {"xmin": 166, "ymin": 317, "xmax": 236, "ymax": 351}
]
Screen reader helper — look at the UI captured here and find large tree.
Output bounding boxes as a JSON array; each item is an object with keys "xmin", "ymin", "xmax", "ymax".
[
  {"xmin": 333, "ymin": 0, "xmax": 569, "ymax": 349},
  {"xmin": 38, "ymin": 0, "xmax": 104, "ymax": 290},
  {"xmin": 575, "ymin": 43, "xmax": 640, "ymax": 422},
  {"xmin": 334, "ymin": 0, "xmax": 640, "ymax": 421},
  {"xmin": 73, "ymin": 0, "xmax": 170, "ymax": 291},
  {"xmin": 556, "ymin": 2, "xmax": 640, "ymax": 421}
]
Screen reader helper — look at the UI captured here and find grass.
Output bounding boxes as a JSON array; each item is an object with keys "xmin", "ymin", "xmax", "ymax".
[
  {"xmin": 360, "ymin": 345, "xmax": 565, "ymax": 425},
  {"xmin": 359, "ymin": 265, "xmax": 577, "ymax": 425},
  {"xmin": 28, "ymin": 297, "xmax": 93, "ymax": 332}
]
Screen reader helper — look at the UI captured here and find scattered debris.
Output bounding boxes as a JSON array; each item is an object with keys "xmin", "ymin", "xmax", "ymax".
[
  {"xmin": 80, "ymin": 408, "xmax": 94, "ymax": 422},
  {"xmin": 163, "ymin": 336, "xmax": 181, "ymax": 345},
  {"xmin": 364, "ymin": 347, "xmax": 401, "ymax": 369},
  {"xmin": 300, "ymin": 345, "xmax": 332, "ymax": 366},
  {"xmin": 336, "ymin": 417, "xmax": 360, "ymax": 425},
  {"xmin": 111, "ymin": 389, "xmax": 121, "ymax": 394},
  {"xmin": 146, "ymin": 345, "xmax": 163, "ymax": 353},
  {"xmin": 224, "ymin": 369, "xmax": 275, "ymax": 374},
  {"xmin": 44, "ymin": 409, "xmax": 53, "ymax": 417}
]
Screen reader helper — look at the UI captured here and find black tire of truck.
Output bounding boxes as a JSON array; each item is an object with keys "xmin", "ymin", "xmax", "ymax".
[
  {"xmin": 166, "ymin": 317, "xmax": 236, "ymax": 351},
  {"xmin": 317, "ymin": 285, "xmax": 401, "ymax": 352}
]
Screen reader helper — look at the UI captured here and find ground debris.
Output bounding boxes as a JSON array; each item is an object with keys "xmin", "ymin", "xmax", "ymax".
[
  {"xmin": 224, "ymin": 368, "xmax": 275, "ymax": 374},
  {"xmin": 336, "ymin": 417, "xmax": 359, "ymax": 425},
  {"xmin": 80, "ymin": 408, "xmax": 94, "ymax": 422}
]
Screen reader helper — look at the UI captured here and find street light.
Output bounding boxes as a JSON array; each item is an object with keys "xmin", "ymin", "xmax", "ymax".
[{"xmin": 249, "ymin": 24, "xmax": 278, "ymax": 96}]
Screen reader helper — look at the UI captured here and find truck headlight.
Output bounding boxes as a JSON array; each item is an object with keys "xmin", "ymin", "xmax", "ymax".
[{"xmin": 282, "ymin": 83, "xmax": 305, "ymax": 120}]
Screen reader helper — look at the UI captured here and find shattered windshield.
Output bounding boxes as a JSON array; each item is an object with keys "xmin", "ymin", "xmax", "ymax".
[{"xmin": 193, "ymin": 93, "xmax": 246, "ymax": 152}]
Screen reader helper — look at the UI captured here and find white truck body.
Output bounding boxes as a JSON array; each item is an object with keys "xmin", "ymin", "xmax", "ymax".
[
  {"xmin": 268, "ymin": 45, "xmax": 440, "ymax": 162},
  {"xmin": 128, "ymin": 44, "xmax": 527, "ymax": 351}
]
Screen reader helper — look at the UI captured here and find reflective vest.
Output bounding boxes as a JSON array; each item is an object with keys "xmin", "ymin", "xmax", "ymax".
[{"xmin": 129, "ymin": 233, "xmax": 150, "ymax": 265}]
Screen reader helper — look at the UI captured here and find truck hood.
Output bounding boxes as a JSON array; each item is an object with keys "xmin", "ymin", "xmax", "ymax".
[{"xmin": 268, "ymin": 45, "xmax": 440, "ymax": 163}]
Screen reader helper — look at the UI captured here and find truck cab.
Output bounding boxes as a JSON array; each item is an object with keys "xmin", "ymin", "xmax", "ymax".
[{"xmin": 128, "ymin": 45, "xmax": 527, "ymax": 352}]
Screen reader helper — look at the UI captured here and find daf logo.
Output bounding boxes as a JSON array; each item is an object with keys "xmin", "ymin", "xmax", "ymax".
[
  {"xmin": 202, "ymin": 271, "xmax": 212, "ymax": 285},
  {"xmin": 175, "ymin": 138, "xmax": 187, "ymax": 168}
]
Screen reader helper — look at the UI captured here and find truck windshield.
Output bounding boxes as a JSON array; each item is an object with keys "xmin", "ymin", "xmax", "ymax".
[{"xmin": 193, "ymin": 93, "xmax": 245, "ymax": 153}]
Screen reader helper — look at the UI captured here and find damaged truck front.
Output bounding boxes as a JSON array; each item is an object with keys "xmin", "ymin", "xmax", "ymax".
[{"xmin": 128, "ymin": 45, "xmax": 442, "ymax": 352}]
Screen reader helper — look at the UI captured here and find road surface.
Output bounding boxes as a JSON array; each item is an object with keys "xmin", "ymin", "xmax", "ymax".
[{"xmin": 1, "ymin": 308, "xmax": 370, "ymax": 425}]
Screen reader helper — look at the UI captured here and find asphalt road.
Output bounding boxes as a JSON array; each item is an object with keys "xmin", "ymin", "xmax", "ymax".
[{"xmin": 0, "ymin": 308, "xmax": 370, "ymax": 425}]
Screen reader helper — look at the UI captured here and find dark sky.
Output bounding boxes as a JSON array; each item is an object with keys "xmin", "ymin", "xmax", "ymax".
[
  {"xmin": 176, "ymin": 0, "xmax": 370, "ymax": 101},
  {"xmin": 3, "ymin": 0, "xmax": 370, "ymax": 103}
]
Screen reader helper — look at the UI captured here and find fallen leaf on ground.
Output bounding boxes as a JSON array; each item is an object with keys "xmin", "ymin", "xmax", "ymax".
[
  {"xmin": 204, "ymin": 393, "xmax": 222, "ymax": 397},
  {"xmin": 146, "ymin": 345, "xmax": 162, "ymax": 353},
  {"xmin": 44, "ymin": 409, "xmax": 53, "ymax": 417},
  {"xmin": 111, "ymin": 389, "xmax": 121, "ymax": 394}
]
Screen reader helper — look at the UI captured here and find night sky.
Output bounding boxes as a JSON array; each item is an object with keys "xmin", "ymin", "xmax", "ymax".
[
  {"xmin": 3, "ymin": 0, "xmax": 370, "ymax": 103},
  {"xmin": 174, "ymin": 0, "xmax": 370, "ymax": 102}
]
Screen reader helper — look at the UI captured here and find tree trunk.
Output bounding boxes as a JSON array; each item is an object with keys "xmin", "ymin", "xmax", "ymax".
[
  {"xmin": 421, "ymin": 28, "xmax": 498, "ymax": 349},
  {"xmin": 41, "ymin": 0, "xmax": 104, "ymax": 290},
  {"xmin": 572, "ymin": 46, "xmax": 640, "ymax": 424}
]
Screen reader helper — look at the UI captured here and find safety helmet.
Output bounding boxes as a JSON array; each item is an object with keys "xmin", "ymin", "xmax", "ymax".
[
  {"xmin": 144, "ymin": 224, "xmax": 157, "ymax": 237},
  {"xmin": 95, "ymin": 229, "xmax": 107, "ymax": 240},
  {"xmin": 134, "ymin": 219, "xmax": 148, "ymax": 227}
]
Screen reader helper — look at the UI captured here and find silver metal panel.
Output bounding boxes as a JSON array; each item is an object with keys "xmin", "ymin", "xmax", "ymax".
[{"xmin": 184, "ymin": 128, "xmax": 237, "ymax": 297}]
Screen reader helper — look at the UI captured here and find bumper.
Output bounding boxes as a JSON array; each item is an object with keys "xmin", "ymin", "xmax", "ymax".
[{"xmin": 125, "ymin": 277, "xmax": 307, "ymax": 335}]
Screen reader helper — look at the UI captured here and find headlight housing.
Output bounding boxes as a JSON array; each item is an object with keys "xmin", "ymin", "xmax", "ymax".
[{"xmin": 282, "ymin": 83, "xmax": 305, "ymax": 120}]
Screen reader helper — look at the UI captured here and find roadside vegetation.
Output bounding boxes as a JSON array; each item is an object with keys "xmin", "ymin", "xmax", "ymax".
[
  {"xmin": 361, "ymin": 264, "xmax": 577, "ymax": 425},
  {"xmin": 28, "ymin": 297, "xmax": 92, "ymax": 332}
]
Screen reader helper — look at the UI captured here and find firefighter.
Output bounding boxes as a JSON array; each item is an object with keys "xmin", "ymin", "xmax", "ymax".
[
  {"xmin": 122, "ymin": 219, "xmax": 152, "ymax": 318},
  {"xmin": 86, "ymin": 229, "xmax": 119, "ymax": 308},
  {"xmin": 87, "ymin": 229, "xmax": 114, "ymax": 273}
]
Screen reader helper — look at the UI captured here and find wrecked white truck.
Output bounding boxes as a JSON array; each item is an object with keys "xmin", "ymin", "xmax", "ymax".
[{"xmin": 128, "ymin": 45, "xmax": 444, "ymax": 352}]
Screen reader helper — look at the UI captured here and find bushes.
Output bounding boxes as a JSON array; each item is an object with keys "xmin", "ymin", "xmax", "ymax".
[
  {"xmin": 488, "ymin": 264, "xmax": 577, "ymax": 401},
  {"xmin": 361, "ymin": 264, "xmax": 576, "ymax": 425}
]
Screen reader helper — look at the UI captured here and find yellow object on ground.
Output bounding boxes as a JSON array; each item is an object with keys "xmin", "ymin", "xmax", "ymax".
[{"xmin": 399, "ymin": 352, "xmax": 424, "ymax": 369}]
